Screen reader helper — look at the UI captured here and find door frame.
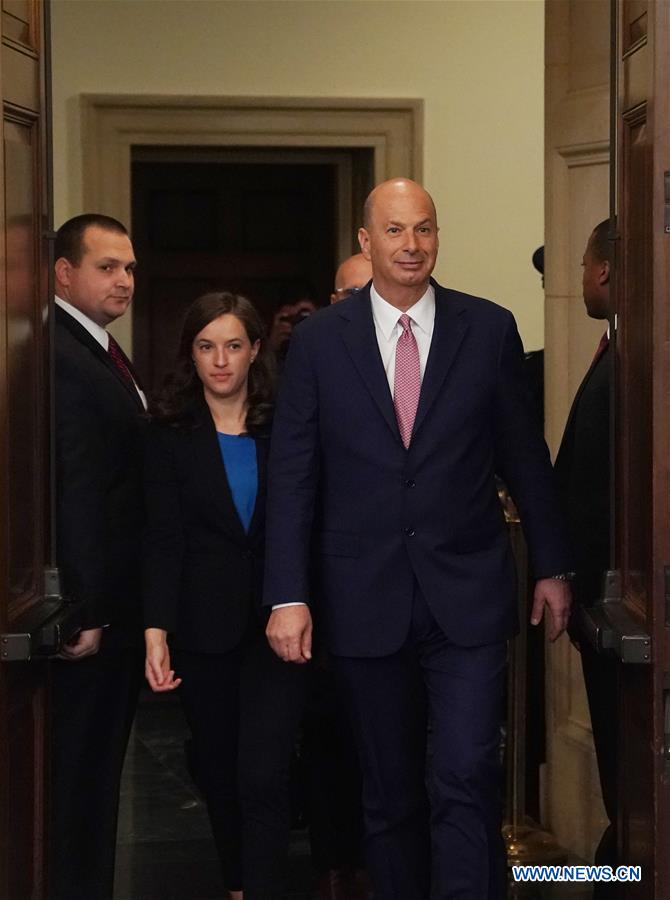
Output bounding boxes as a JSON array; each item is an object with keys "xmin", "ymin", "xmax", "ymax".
[{"xmin": 80, "ymin": 93, "xmax": 423, "ymax": 352}]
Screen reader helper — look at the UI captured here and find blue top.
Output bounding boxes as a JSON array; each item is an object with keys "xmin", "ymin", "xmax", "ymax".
[{"xmin": 216, "ymin": 432, "xmax": 258, "ymax": 533}]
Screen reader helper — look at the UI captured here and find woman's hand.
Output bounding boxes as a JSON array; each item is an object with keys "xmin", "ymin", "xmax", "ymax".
[{"xmin": 145, "ymin": 627, "xmax": 182, "ymax": 692}]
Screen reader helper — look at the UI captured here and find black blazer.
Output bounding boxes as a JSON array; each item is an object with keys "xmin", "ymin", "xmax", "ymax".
[
  {"xmin": 142, "ymin": 403, "xmax": 268, "ymax": 654},
  {"xmin": 554, "ymin": 343, "xmax": 610, "ymax": 607},
  {"xmin": 54, "ymin": 305, "xmax": 145, "ymax": 638}
]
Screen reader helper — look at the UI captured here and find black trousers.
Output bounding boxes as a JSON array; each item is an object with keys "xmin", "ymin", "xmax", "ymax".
[
  {"xmin": 303, "ymin": 657, "xmax": 364, "ymax": 873},
  {"xmin": 174, "ymin": 631, "xmax": 307, "ymax": 899},
  {"xmin": 50, "ymin": 643, "xmax": 143, "ymax": 900},
  {"xmin": 580, "ymin": 640, "xmax": 619, "ymax": 898}
]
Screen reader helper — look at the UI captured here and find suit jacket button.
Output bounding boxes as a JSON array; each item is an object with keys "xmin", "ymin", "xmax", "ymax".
[
  {"xmin": 405, "ymin": 479, "xmax": 416, "ymax": 488},
  {"xmin": 404, "ymin": 527, "xmax": 415, "ymax": 537}
]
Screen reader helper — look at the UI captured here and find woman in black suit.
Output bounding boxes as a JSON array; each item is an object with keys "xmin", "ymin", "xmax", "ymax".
[{"xmin": 143, "ymin": 292, "xmax": 306, "ymax": 900}]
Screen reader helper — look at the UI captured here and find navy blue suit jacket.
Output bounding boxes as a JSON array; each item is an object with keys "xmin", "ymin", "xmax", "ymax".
[{"xmin": 263, "ymin": 280, "xmax": 572, "ymax": 656}]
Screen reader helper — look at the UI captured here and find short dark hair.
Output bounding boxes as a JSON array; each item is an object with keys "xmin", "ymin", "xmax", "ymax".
[
  {"xmin": 589, "ymin": 219, "xmax": 612, "ymax": 264},
  {"xmin": 55, "ymin": 214, "xmax": 129, "ymax": 265},
  {"xmin": 151, "ymin": 292, "xmax": 275, "ymax": 435}
]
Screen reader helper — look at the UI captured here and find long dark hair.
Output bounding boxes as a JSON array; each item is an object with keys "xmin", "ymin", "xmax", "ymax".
[{"xmin": 150, "ymin": 292, "xmax": 275, "ymax": 434}]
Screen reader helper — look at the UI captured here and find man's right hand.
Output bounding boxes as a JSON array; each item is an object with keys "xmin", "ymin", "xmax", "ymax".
[
  {"xmin": 59, "ymin": 627, "xmax": 103, "ymax": 660},
  {"xmin": 266, "ymin": 605, "xmax": 313, "ymax": 664}
]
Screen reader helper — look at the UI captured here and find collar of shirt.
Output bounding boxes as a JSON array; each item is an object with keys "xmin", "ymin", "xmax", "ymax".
[
  {"xmin": 55, "ymin": 295, "xmax": 148, "ymax": 409},
  {"xmin": 370, "ymin": 282, "xmax": 436, "ymax": 343},
  {"xmin": 370, "ymin": 282, "xmax": 436, "ymax": 392},
  {"xmin": 55, "ymin": 296, "xmax": 109, "ymax": 351}
]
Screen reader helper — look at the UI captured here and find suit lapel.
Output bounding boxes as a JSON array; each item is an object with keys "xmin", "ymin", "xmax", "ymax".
[
  {"xmin": 411, "ymin": 285, "xmax": 468, "ymax": 440},
  {"xmin": 338, "ymin": 290, "xmax": 401, "ymax": 443},
  {"xmin": 55, "ymin": 305, "xmax": 144, "ymax": 411}
]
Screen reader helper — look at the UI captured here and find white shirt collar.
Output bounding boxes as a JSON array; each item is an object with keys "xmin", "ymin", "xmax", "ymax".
[
  {"xmin": 55, "ymin": 296, "xmax": 109, "ymax": 350},
  {"xmin": 370, "ymin": 282, "xmax": 436, "ymax": 342}
]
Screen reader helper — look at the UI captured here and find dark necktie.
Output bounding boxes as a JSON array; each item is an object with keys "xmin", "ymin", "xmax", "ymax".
[
  {"xmin": 107, "ymin": 334, "xmax": 135, "ymax": 388},
  {"xmin": 393, "ymin": 314, "xmax": 421, "ymax": 448},
  {"xmin": 592, "ymin": 331, "xmax": 609, "ymax": 366}
]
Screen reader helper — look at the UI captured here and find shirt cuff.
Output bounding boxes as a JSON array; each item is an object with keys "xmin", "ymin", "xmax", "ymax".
[{"xmin": 272, "ymin": 602, "xmax": 308, "ymax": 610}]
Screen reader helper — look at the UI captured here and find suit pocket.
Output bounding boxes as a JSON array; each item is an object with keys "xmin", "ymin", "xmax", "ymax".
[{"xmin": 317, "ymin": 531, "xmax": 360, "ymax": 558}]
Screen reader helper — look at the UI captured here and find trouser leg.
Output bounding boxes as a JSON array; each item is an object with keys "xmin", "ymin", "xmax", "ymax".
[
  {"xmin": 51, "ymin": 645, "xmax": 143, "ymax": 900},
  {"xmin": 333, "ymin": 649, "xmax": 430, "ymax": 900},
  {"xmin": 238, "ymin": 633, "xmax": 308, "ymax": 900},
  {"xmin": 173, "ymin": 648, "xmax": 245, "ymax": 892}
]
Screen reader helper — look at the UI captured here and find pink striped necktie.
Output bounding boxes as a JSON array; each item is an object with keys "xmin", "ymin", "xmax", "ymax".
[
  {"xmin": 393, "ymin": 313, "xmax": 421, "ymax": 448},
  {"xmin": 107, "ymin": 334, "xmax": 135, "ymax": 387}
]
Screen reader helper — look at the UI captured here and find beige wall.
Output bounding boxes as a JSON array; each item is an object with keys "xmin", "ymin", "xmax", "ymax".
[{"xmin": 51, "ymin": 0, "xmax": 545, "ymax": 349}]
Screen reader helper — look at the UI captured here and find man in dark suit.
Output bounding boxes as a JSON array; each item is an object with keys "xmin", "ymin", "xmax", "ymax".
[
  {"xmin": 554, "ymin": 220, "xmax": 615, "ymax": 894},
  {"xmin": 264, "ymin": 179, "xmax": 573, "ymax": 899},
  {"xmin": 51, "ymin": 214, "xmax": 145, "ymax": 899}
]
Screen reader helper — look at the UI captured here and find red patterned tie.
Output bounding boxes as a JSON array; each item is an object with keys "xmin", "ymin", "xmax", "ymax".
[
  {"xmin": 592, "ymin": 331, "xmax": 609, "ymax": 365},
  {"xmin": 394, "ymin": 314, "xmax": 421, "ymax": 448},
  {"xmin": 107, "ymin": 334, "xmax": 135, "ymax": 387}
]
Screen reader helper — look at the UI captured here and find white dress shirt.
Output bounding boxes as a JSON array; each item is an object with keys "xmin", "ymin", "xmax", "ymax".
[
  {"xmin": 273, "ymin": 281, "xmax": 436, "ymax": 610},
  {"xmin": 370, "ymin": 282, "xmax": 435, "ymax": 393},
  {"xmin": 55, "ymin": 296, "xmax": 147, "ymax": 409}
]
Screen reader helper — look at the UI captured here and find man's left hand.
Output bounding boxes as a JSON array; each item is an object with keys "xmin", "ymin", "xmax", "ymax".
[{"xmin": 530, "ymin": 579, "xmax": 572, "ymax": 642}]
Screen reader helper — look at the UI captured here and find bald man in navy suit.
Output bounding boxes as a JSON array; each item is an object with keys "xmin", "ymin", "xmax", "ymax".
[{"xmin": 264, "ymin": 179, "xmax": 573, "ymax": 899}]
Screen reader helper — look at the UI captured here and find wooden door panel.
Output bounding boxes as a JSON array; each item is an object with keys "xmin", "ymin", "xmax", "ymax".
[
  {"xmin": 5, "ymin": 114, "xmax": 44, "ymax": 611},
  {"xmin": 0, "ymin": 0, "xmax": 52, "ymax": 896},
  {"xmin": 2, "ymin": 0, "xmax": 34, "ymax": 49},
  {"xmin": 615, "ymin": 0, "xmax": 670, "ymax": 893},
  {"xmin": 6, "ymin": 664, "xmax": 48, "ymax": 899},
  {"xmin": 618, "ymin": 105, "xmax": 653, "ymax": 617}
]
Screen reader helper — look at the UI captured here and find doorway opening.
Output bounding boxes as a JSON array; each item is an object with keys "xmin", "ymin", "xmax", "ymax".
[{"xmin": 130, "ymin": 145, "xmax": 374, "ymax": 391}]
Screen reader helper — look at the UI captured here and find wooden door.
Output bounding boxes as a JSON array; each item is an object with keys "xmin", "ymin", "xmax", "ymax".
[
  {"xmin": 0, "ymin": 0, "xmax": 54, "ymax": 895},
  {"xmin": 613, "ymin": 0, "xmax": 670, "ymax": 893},
  {"xmin": 131, "ymin": 159, "xmax": 337, "ymax": 392}
]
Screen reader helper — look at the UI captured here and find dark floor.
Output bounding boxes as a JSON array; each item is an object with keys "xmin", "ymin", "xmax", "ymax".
[{"xmin": 115, "ymin": 691, "xmax": 592, "ymax": 899}]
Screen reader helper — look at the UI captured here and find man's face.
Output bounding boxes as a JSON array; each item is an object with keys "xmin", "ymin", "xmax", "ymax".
[
  {"xmin": 581, "ymin": 235, "xmax": 609, "ymax": 320},
  {"xmin": 55, "ymin": 226, "xmax": 136, "ymax": 327},
  {"xmin": 358, "ymin": 181, "xmax": 438, "ymax": 302}
]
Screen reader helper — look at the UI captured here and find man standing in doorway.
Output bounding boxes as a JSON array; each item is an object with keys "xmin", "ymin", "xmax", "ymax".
[
  {"xmin": 51, "ymin": 214, "xmax": 145, "ymax": 899},
  {"xmin": 555, "ymin": 220, "xmax": 616, "ymax": 894},
  {"xmin": 264, "ymin": 178, "xmax": 573, "ymax": 898}
]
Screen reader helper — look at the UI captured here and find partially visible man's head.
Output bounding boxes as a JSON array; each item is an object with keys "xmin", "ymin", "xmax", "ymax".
[
  {"xmin": 330, "ymin": 253, "xmax": 372, "ymax": 304},
  {"xmin": 582, "ymin": 219, "xmax": 611, "ymax": 320},
  {"xmin": 54, "ymin": 214, "xmax": 136, "ymax": 327},
  {"xmin": 358, "ymin": 178, "xmax": 439, "ymax": 307}
]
